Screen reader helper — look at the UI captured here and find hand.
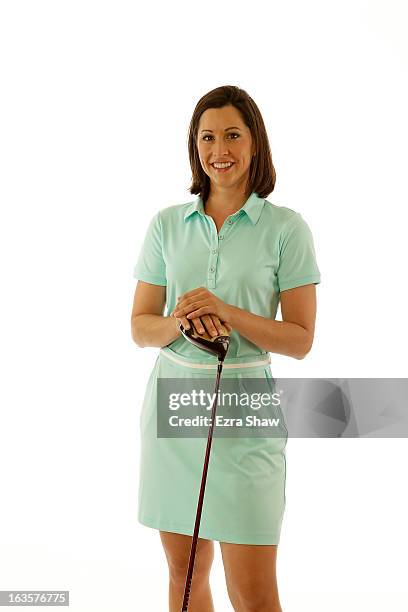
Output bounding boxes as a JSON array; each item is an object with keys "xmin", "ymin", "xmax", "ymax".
[
  {"xmin": 171, "ymin": 310, "xmax": 232, "ymax": 338},
  {"xmin": 171, "ymin": 287, "xmax": 233, "ymax": 338},
  {"xmin": 171, "ymin": 287, "xmax": 231, "ymax": 323}
]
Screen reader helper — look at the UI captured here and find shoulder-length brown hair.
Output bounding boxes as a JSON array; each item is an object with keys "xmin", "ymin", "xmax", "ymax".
[{"xmin": 187, "ymin": 85, "xmax": 276, "ymax": 203}]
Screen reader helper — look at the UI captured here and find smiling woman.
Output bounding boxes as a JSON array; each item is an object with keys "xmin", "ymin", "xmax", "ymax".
[
  {"xmin": 194, "ymin": 106, "xmax": 256, "ymax": 218},
  {"xmin": 131, "ymin": 84, "xmax": 321, "ymax": 611}
]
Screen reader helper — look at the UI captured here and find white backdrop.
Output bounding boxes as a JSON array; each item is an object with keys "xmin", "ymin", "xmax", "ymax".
[{"xmin": 1, "ymin": 0, "xmax": 407, "ymax": 610}]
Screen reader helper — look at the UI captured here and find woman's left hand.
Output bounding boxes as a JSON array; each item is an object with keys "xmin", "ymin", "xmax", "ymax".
[{"xmin": 171, "ymin": 287, "xmax": 232, "ymax": 323}]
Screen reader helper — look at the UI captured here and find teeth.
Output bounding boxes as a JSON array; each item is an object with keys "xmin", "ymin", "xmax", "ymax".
[{"xmin": 213, "ymin": 162, "xmax": 233, "ymax": 168}]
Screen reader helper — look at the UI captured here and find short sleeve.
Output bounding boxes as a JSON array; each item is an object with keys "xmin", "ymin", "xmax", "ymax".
[
  {"xmin": 133, "ymin": 210, "xmax": 167, "ymax": 285},
  {"xmin": 277, "ymin": 213, "xmax": 321, "ymax": 292}
]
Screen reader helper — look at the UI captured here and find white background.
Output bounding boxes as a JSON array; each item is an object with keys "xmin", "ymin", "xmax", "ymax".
[{"xmin": 1, "ymin": 0, "xmax": 407, "ymax": 610}]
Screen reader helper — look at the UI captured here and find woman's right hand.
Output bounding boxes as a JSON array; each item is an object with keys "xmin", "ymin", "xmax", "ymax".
[{"xmin": 173, "ymin": 312, "xmax": 232, "ymax": 337}]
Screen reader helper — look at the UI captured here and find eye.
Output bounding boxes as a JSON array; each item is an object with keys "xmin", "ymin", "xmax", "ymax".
[{"xmin": 202, "ymin": 133, "xmax": 240, "ymax": 141}]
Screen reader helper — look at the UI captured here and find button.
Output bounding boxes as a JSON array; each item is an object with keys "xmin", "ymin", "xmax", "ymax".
[
  {"xmin": 228, "ymin": 219, "xmax": 233, "ymax": 224},
  {"xmin": 210, "ymin": 266, "xmax": 215, "ymax": 272},
  {"xmin": 219, "ymin": 235, "xmax": 224, "ymax": 240},
  {"xmin": 212, "ymin": 249, "xmax": 217, "ymax": 254}
]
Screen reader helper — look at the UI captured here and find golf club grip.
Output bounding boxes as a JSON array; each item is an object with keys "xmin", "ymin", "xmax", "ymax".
[{"xmin": 181, "ymin": 361, "xmax": 223, "ymax": 611}]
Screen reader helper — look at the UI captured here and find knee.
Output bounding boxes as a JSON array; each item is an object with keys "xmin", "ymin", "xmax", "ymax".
[
  {"xmin": 231, "ymin": 578, "xmax": 281, "ymax": 612},
  {"xmin": 167, "ymin": 547, "xmax": 213, "ymax": 588}
]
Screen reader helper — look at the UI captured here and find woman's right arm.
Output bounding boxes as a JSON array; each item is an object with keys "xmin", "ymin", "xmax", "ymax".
[
  {"xmin": 131, "ymin": 280, "xmax": 182, "ymax": 348},
  {"xmin": 131, "ymin": 280, "xmax": 231, "ymax": 348}
]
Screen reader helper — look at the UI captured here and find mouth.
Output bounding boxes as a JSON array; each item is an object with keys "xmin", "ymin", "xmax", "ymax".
[{"xmin": 211, "ymin": 162, "xmax": 235, "ymax": 173}]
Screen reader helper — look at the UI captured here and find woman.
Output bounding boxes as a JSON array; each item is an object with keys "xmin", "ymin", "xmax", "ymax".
[{"xmin": 131, "ymin": 85, "xmax": 321, "ymax": 612}]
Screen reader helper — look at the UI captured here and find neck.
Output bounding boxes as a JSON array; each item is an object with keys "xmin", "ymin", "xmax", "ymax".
[{"xmin": 205, "ymin": 187, "xmax": 252, "ymax": 216}]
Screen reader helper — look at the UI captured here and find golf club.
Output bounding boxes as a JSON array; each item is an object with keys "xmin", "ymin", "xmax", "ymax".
[{"xmin": 178, "ymin": 321, "xmax": 230, "ymax": 611}]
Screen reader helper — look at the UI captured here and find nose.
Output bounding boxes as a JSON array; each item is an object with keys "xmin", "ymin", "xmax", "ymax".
[{"xmin": 212, "ymin": 141, "xmax": 230, "ymax": 158}]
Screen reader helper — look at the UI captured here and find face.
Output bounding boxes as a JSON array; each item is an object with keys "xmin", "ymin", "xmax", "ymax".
[{"xmin": 196, "ymin": 104, "xmax": 255, "ymax": 193}]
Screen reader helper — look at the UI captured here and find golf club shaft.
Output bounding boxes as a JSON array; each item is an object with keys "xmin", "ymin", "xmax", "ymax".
[{"xmin": 181, "ymin": 360, "xmax": 223, "ymax": 612}]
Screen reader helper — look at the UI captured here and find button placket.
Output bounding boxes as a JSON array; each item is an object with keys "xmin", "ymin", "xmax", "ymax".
[
  {"xmin": 207, "ymin": 218, "xmax": 219, "ymax": 289},
  {"xmin": 206, "ymin": 210, "xmax": 241, "ymax": 288}
]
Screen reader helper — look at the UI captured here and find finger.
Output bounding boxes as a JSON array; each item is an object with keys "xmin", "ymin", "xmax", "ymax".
[
  {"xmin": 173, "ymin": 299, "xmax": 202, "ymax": 318},
  {"xmin": 211, "ymin": 314, "xmax": 232, "ymax": 335},
  {"xmin": 209, "ymin": 314, "xmax": 225, "ymax": 336},
  {"xmin": 192, "ymin": 317, "xmax": 205, "ymax": 335},
  {"xmin": 217, "ymin": 320, "xmax": 232, "ymax": 334},
  {"xmin": 185, "ymin": 306, "xmax": 212, "ymax": 319},
  {"xmin": 176, "ymin": 291, "xmax": 206, "ymax": 308},
  {"xmin": 176, "ymin": 315, "xmax": 191, "ymax": 330},
  {"xmin": 185, "ymin": 299, "xmax": 208, "ymax": 315},
  {"xmin": 201, "ymin": 314, "xmax": 218, "ymax": 337},
  {"xmin": 181, "ymin": 316, "xmax": 191, "ymax": 330}
]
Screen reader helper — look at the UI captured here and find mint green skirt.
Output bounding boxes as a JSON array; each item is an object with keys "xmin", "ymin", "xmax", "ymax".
[{"xmin": 137, "ymin": 346, "xmax": 287, "ymax": 545}]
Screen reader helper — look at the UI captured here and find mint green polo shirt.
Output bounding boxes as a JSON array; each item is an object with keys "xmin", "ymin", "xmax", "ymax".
[{"xmin": 133, "ymin": 191, "xmax": 321, "ymax": 359}]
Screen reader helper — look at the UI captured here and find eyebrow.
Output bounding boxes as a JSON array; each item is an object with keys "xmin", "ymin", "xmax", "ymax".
[{"xmin": 200, "ymin": 126, "xmax": 241, "ymax": 133}]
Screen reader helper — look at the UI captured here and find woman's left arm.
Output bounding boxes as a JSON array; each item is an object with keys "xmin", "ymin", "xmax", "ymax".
[
  {"xmin": 227, "ymin": 284, "xmax": 316, "ymax": 359},
  {"xmin": 171, "ymin": 284, "xmax": 317, "ymax": 360}
]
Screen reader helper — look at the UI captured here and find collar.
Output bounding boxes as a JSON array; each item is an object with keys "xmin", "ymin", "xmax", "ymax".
[{"xmin": 183, "ymin": 191, "xmax": 265, "ymax": 226}]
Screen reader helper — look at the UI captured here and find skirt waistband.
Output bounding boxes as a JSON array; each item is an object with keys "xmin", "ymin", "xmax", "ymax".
[{"xmin": 160, "ymin": 346, "xmax": 271, "ymax": 370}]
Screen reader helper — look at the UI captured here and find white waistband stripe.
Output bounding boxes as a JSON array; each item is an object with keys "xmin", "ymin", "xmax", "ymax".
[{"xmin": 160, "ymin": 349, "xmax": 271, "ymax": 370}]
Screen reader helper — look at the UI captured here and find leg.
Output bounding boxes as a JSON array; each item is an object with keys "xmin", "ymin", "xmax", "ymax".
[
  {"xmin": 220, "ymin": 541, "xmax": 282, "ymax": 612},
  {"xmin": 160, "ymin": 531, "xmax": 215, "ymax": 612}
]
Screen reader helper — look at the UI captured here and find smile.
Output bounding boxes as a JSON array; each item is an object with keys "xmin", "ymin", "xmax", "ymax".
[{"xmin": 211, "ymin": 162, "xmax": 235, "ymax": 173}]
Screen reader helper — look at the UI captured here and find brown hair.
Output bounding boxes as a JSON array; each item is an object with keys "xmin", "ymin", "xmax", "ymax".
[{"xmin": 187, "ymin": 85, "xmax": 276, "ymax": 203}]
